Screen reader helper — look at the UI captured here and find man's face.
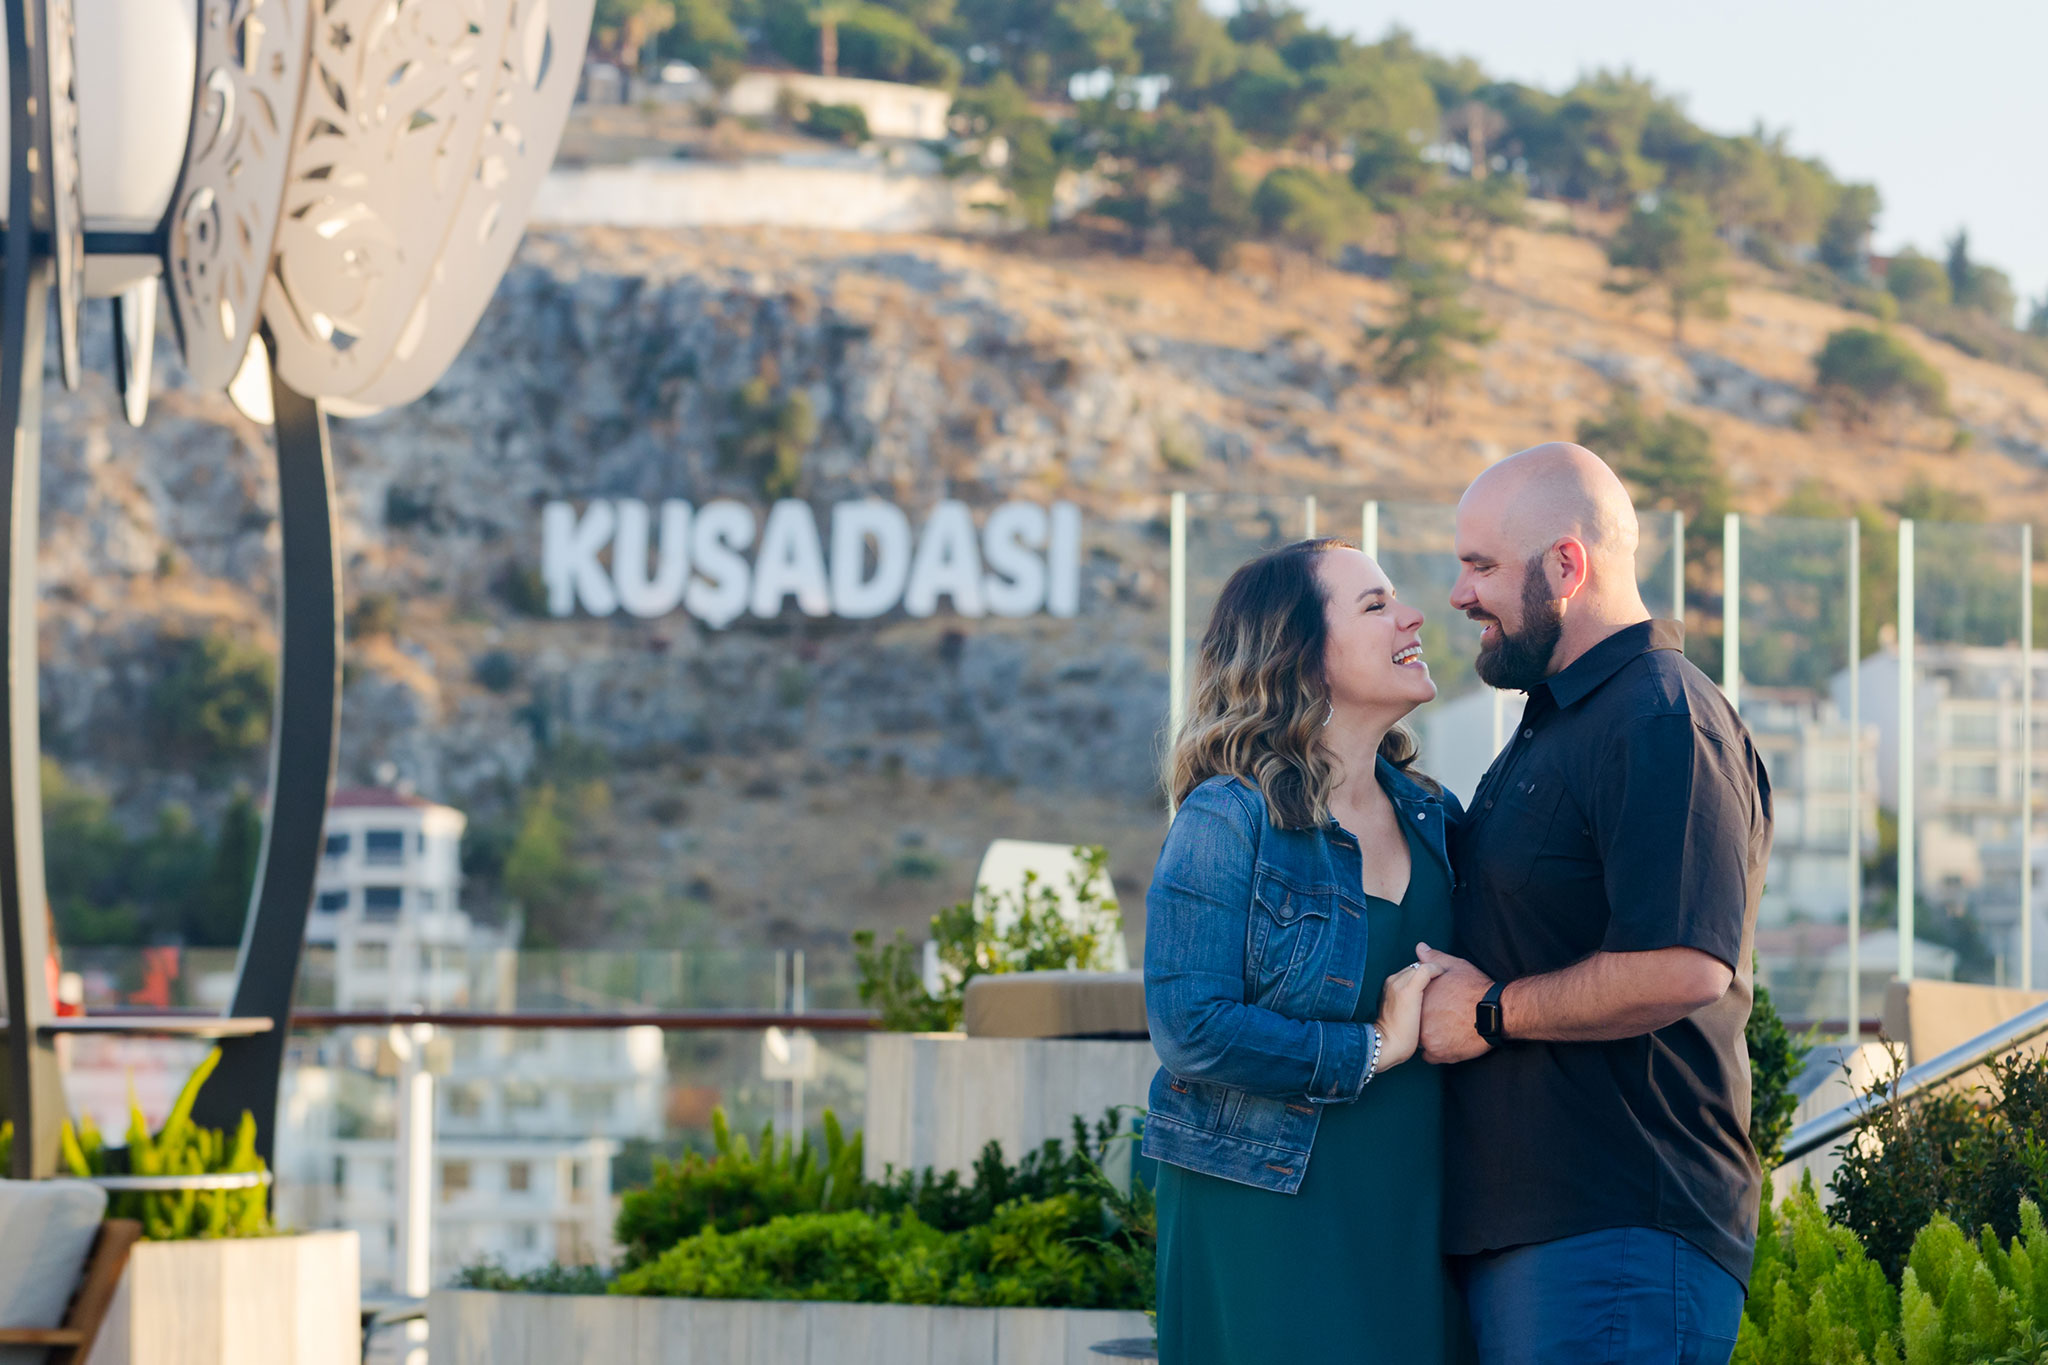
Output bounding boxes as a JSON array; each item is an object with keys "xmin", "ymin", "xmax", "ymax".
[{"xmin": 1451, "ymin": 499, "xmax": 1565, "ymax": 691}]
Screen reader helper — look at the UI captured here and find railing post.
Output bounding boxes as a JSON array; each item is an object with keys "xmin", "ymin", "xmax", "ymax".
[
  {"xmin": 1167, "ymin": 492, "xmax": 1187, "ymax": 761},
  {"xmin": 1671, "ymin": 511, "xmax": 1686, "ymax": 625},
  {"xmin": 1361, "ymin": 501, "xmax": 1378, "ymax": 561},
  {"xmin": 1847, "ymin": 515, "xmax": 1862, "ymax": 1036},
  {"xmin": 1900, "ymin": 519, "xmax": 1916, "ymax": 983},
  {"xmin": 1722, "ymin": 513, "xmax": 1741, "ymax": 712},
  {"xmin": 2023, "ymin": 523, "xmax": 2035, "ymax": 991},
  {"xmin": 1302, "ymin": 494, "xmax": 1316, "ymax": 539}
]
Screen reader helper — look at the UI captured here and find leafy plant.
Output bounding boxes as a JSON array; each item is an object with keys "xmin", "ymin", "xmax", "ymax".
[
  {"xmin": 615, "ymin": 1108, "xmax": 865, "ymax": 1269},
  {"xmin": 0, "ymin": 1048, "xmax": 271, "ymax": 1240},
  {"xmin": 853, "ymin": 845, "xmax": 1122, "ymax": 1032},
  {"xmin": 1737, "ymin": 1180, "xmax": 1899, "ymax": 1364}
]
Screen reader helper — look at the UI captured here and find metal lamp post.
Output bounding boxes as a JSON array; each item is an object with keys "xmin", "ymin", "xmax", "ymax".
[{"xmin": 0, "ymin": 0, "xmax": 592, "ymax": 1178}]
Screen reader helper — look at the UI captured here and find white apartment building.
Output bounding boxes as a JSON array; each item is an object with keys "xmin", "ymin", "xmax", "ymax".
[
  {"xmin": 1738, "ymin": 686, "xmax": 1879, "ymax": 925},
  {"xmin": 1837, "ymin": 646, "xmax": 2048, "ymax": 979},
  {"xmin": 277, "ymin": 787, "xmax": 667, "ymax": 1291}
]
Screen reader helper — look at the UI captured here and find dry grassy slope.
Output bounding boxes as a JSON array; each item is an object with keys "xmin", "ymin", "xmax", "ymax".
[{"xmin": 604, "ymin": 221, "xmax": 2048, "ymax": 517}]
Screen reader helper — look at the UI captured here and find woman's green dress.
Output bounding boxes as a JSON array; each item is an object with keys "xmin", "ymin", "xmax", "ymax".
[{"xmin": 1154, "ymin": 808, "xmax": 1456, "ymax": 1365}]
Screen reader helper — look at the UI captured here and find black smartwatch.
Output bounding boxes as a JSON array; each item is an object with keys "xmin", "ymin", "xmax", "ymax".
[{"xmin": 1474, "ymin": 980, "xmax": 1508, "ymax": 1045}]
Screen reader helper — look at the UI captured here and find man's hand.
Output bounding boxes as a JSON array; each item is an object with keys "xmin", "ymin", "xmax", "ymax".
[{"xmin": 1416, "ymin": 942, "xmax": 1494, "ymax": 1065}]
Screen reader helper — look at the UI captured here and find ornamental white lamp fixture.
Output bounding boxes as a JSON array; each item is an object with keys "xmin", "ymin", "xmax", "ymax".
[{"xmin": 0, "ymin": 0, "xmax": 593, "ymax": 1178}]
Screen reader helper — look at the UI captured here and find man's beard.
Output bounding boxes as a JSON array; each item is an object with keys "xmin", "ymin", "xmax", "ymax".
[{"xmin": 1474, "ymin": 557, "xmax": 1564, "ymax": 691}]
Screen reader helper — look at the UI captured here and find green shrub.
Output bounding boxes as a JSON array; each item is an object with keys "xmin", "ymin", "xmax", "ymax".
[
  {"xmin": 1814, "ymin": 327, "xmax": 1951, "ymax": 426},
  {"xmin": 610, "ymin": 1192, "xmax": 1147, "ymax": 1310},
  {"xmin": 1738, "ymin": 1183, "xmax": 2048, "ymax": 1364},
  {"xmin": 1830, "ymin": 1050, "xmax": 2048, "ymax": 1281},
  {"xmin": 613, "ymin": 1106, "xmax": 1132, "ymax": 1277},
  {"xmin": 853, "ymin": 845, "xmax": 1122, "ymax": 1032},
  {"xmin": 0, "ymin": 1048, "xmax": 270, "ymax": 1240},
  {"xmin": 1747, "ymin": 977, "xmax": 1806, "ymax": 1170},
  {"xmin": 147, "ymin": 631, "xmax": 275, "ymax": 767},
  {"xmin": 453, "ymin": 1261, "xmax": 611, "ymax": 1294},
  {"xmin": 801, "ymin": 102, "xmax": 870, "ymax": 145},
  {"xmin": 615, "ymin": 1109, "xmax": 866, "ymax": 1270}
]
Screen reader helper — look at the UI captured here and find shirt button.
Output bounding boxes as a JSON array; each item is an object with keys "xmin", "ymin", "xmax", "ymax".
[
  {"xmin": 1484, "ymin": 799, "xmax": 1495, "ymax": 809},
  {"xmin": 1414, "ymin": 811, "xmax": 1426, "ymax": 821},
  {"xmin": 1522, "ymin": 728, "xmax": 1534, "ymax": 739}
]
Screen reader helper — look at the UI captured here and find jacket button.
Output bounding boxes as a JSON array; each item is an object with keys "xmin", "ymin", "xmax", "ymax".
[{"xmin": 1523, "ymin": 728, "xmax": 1534, "ymax": 739}]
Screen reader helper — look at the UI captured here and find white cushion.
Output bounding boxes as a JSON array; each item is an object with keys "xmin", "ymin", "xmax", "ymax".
[{"xmin": 0, "ymin": 1177, "xmax": 108, "ymax": 1365}]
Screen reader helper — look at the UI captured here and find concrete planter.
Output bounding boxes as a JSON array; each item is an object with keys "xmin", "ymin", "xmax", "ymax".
[
  {"xmin": 863, "ymin": 1034, "xmax": 1157, "ymax": 1181},
  {"xmin": 428, "ymin": 1290, "xmax": 1153, "ymax": 1365},
  {"xmin": 84, "ymin": 1231, "xmax": 360, "ymax": 1365}
]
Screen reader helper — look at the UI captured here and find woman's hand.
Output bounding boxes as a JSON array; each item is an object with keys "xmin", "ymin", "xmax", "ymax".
[{"xmin": 1373, "ymin": 960, "xmax": 1447, "ymax": 1074}]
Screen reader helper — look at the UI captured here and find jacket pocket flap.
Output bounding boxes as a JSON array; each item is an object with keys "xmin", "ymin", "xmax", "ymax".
[{"xmin": 1252, "ymin": 872, "xmax": 1333, "ymax": 924}]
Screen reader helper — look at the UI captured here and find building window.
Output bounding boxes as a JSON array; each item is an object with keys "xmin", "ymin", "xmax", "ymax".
[
  {"xmin": 354, "ymin": 941, "xmax": 390, "ymax": 970},
  {"xmin": 417, "ymin": 889, "xmax": 437, "ymax": 910},
  {"xmin": 442, "ymin": 1161, "xmax": 471, "ymax": 1199},
  {"xmin": 363, "ymin": 886, "xmax": 403, "ymax": 919},
  {"xmin": 316, "ymin": 889, "xmax": 349, "ymax": 913},
  {"xmin": 447, "ymin": 1084, "xmax": 483, "ymax": 1120},
  {"xmin": 325, "ymin": 832, "xmax": 350, "ymax": 858},
  {"xmin": 517, "ymin": 1224, "xmax": 538, "ymax": 1250},
  {"xmin": 569, "ymin": 1161, "xmax": 588, "ymax": 1204},
  {"xmin": 512, "ymin": 1029, "xmax": 548, "ymax": 1056},
  {"xmin": 505, "ymin": 1082, "xmax": 545, "ymax": 1112},
  {"xmin": 570, "ymin": 1087, "xmax": 612, "ymax": 1122},
  {"xmin": 1952, "ymin": 714, "xmax": 2001, "ymax": 749},
  {"xmin": 365, "ymin": 830, "xmax": 406, "ymax": 865},
  {"xmin": 507, "ymin": 1161, "xmax": 531, "ymax": 1193},
  {"xmin": 1952, "ymin": 763, "xmax": 2000, "ymax": 797}
]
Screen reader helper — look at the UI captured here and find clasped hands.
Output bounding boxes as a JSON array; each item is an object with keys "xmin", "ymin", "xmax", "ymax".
[{"xmin": 1369, "ymin": 941, "xmax": 1495, "ymax": 1073}]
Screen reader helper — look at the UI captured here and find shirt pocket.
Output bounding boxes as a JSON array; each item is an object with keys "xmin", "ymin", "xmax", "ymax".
[
  {"xmin": 1476, "ymin": 771, "xmax": 1565, "ymax": 896},
  {"xmin": 1247, "ymin": 871, "xmax": 1337, "ymax": 1005}
]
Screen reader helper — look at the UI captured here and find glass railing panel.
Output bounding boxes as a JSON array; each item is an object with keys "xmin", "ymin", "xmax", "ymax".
[
  {"xmin": 1732, "ymin": 516, "xmax": 1866, "ymax": 1025},
  {"xmin": 1908, "ymin": 520, "xmax": 2030, "ymax": 991}
]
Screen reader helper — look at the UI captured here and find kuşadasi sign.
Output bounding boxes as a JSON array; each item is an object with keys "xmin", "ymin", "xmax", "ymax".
[{"xmin": 543, "ymin": 498, "xmax": 1081, "ymax": 626}]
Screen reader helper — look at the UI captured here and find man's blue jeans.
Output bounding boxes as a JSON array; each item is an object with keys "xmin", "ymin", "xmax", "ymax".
[{"xmin": 1458, "ymin": 1226, "xmax": 1744, "ymax": 1365}]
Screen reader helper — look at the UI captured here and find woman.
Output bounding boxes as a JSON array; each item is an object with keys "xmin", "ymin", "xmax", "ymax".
[{"xmin": 1143, "ymin": 537, "xmax": 1459, "ymax": 1365}]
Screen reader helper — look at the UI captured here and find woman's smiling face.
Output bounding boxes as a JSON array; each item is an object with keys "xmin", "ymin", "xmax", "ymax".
[{"xmin": 1317, "ymin": 548, "xmax": 1436, "ymax": 719}]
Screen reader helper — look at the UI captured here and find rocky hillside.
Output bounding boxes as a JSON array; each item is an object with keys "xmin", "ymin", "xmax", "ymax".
[{"xmin": 36, "ymin": 220, "xmax": 2048, "ymax": 952}]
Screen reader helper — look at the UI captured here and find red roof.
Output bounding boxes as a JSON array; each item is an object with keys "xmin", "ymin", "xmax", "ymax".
[{"xmin": 329, "ymin": 787, "xmax": 432, "ymax": 809}]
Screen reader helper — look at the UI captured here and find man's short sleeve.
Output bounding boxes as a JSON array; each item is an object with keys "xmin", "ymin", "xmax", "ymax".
[{"xmin": 1592, "ymin": 712, "xmax": 1751, "ymax": 968}]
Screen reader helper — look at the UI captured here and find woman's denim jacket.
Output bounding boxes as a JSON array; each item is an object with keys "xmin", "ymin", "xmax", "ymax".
[{"xmin": 1141, "ymin": 759, "xmax": 1455, "ymax": 1194}]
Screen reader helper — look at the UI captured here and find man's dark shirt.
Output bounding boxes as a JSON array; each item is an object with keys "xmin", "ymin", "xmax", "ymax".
[{"xmin": 1444, "ymin": 619, "xmax": 1774, "ymax": 1288}]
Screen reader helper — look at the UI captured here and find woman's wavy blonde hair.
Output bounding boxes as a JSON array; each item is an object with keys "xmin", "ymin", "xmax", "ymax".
[{"xmin": 1168, "ymin": 537, "xmax": 1428, "ymax": 829}]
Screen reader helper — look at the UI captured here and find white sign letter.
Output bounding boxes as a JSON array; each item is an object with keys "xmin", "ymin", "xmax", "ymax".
[
  {"xmin": 830, "ymin": 499, "xmax": 913, "ymax": 619},
  {"xmin": 903, "ymin": 500, "xmax": 986, "ymax": 618},
  {"xmin": 542, "ymin": 500, "xmax": 618, "ymax": 617},
  {"xmin": 687, "ymin": 500, "xmax": 757, "ymax": 629},
  {"xmin": 982, "ymin": 501, "xmax": 1049, "ymax": 618},
  {"xmin": 751, "ymin": 501, "xmax": 833, "ymax": 619},
  {"xmin": 613, "ymin": 499, "xmax": 692, "ymax": 618},
  {"xmin": 1047, "ymin": 501, "xmax": 1081, "ymax": 618}
]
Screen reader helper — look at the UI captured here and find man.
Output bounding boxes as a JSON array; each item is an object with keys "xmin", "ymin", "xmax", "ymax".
[{"xmin": 1417, "ymin": 443, "xmax": 1773, "ymax": 1365}]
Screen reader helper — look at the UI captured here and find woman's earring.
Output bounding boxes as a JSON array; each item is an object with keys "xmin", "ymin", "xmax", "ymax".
[{"xmin": 1322, "ymin": 702, "xmax": 1334, "ymax": 728}]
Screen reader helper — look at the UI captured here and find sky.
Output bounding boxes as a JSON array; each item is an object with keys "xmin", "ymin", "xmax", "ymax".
[{"xmin": 1301, "ymin": 1, "xmax": 2048, "ymax": 318}]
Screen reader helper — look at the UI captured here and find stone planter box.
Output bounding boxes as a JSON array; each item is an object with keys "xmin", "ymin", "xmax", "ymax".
[
  {"xmin": 428, "ymin": 1290, "xmax": 1153, "ymax": 1365},
  {"xmin": 864, "ymin": 1034, "xmax": 1157, "ymax": 1181},
  {"xmin": 84, "ymin": 1230, "xmax": 359, "ymax": 1365}
]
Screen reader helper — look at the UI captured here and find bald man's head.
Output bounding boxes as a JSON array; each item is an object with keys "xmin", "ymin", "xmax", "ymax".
[
  {"xmin": 1460, "ymin": 442, "xmax": 1641, "ymax": 566},
  {"xmin": 1448, "ymin": 441, "xmax": 1652, "ymax": 686}
]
